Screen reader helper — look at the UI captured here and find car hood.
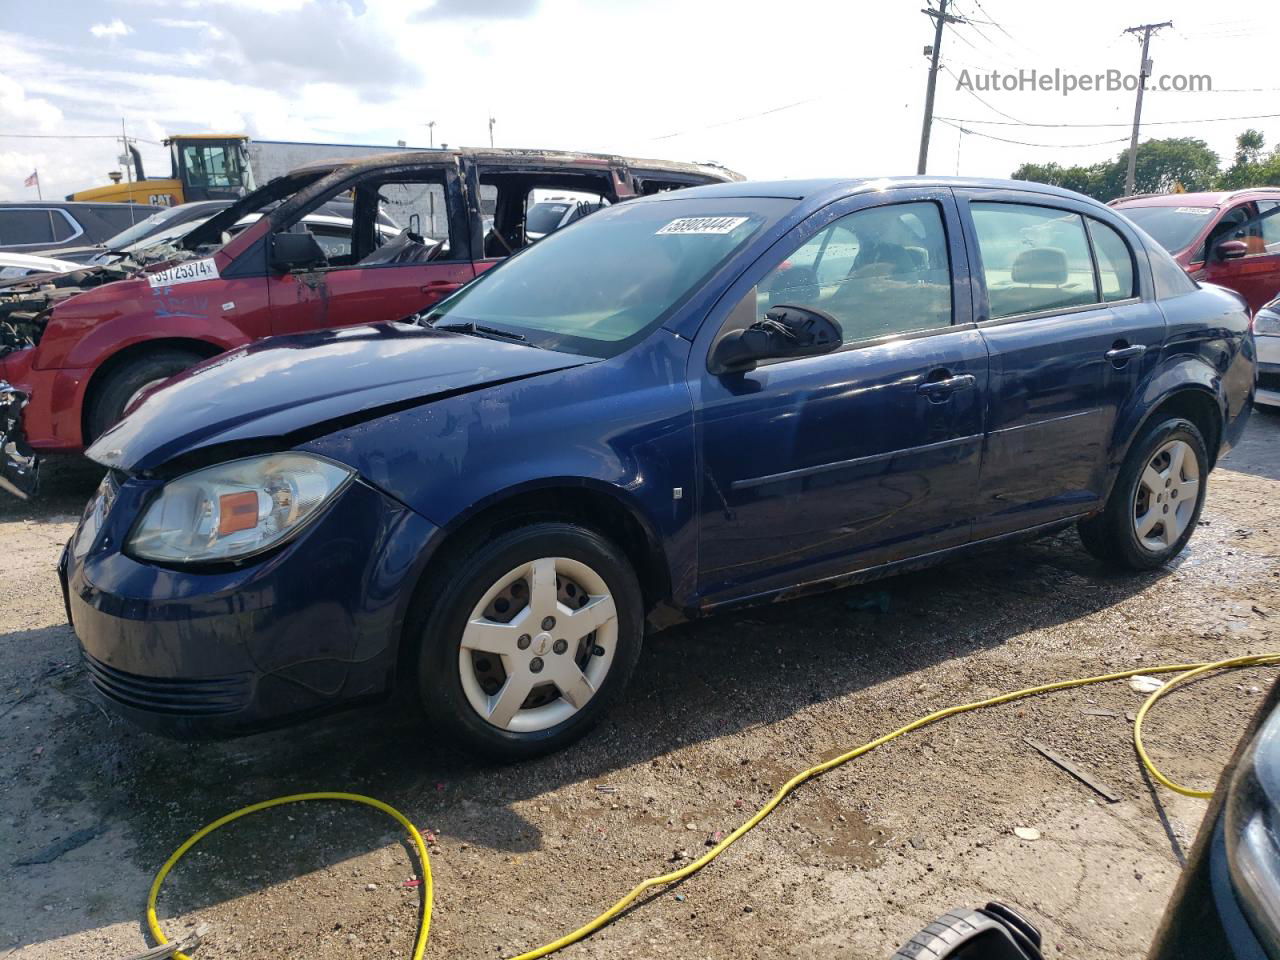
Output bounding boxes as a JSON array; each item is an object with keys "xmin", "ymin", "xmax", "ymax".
[{"xmin": 87, "ymin": 323, "xmax": 594, "ymax": 473}]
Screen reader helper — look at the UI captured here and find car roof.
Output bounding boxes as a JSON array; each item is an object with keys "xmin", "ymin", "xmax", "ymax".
[
  {"xmin": 285, "ymin": 147, "xmax": 742, "ymax": 182},
  {"xmin": 657, "ymin": 175, "xmax": 1109, "ymax": 204},
  {"xmin": 1112, "ymin": 188, "xmax": 1280, "ymax": 208},
  {"xmin": 0, "ymin": 200, "xmax": 164, "ymax": 211}
]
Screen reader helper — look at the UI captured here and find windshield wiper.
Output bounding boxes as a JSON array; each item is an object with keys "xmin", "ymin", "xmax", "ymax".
[{"xmin": 433, "ymin": 321, "xmax": 526, "ymax": 342}]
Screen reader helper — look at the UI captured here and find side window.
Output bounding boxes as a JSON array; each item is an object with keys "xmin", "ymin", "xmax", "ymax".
[
  {"xmin": 1087, "ymin": 219, "xmax": 1136, "ymax": 302},
  {"xmin": 377, "ymin": 181, "xmax": 449, "ymax": 246},
  {"xmin": 0, "ymin": 209, "xmax": 59, "ymax": 246},
  {"xmin": 1259, "ymin": 201, "xmax": 1280, "ymax": 253},
  {"xmin": 755, "ymin": 200, "xmax": 953, "ymax": 344},
  {"xmin": 310, "ymin": 224, "xmax": 355, "ymax": 259},
  {"xmin": 971, "ymin": 202, "xmax": 1099, "ymax": 319},
  {"xmin": 479, "ymin": 172, "xmax": 612, "ymax": 259}
]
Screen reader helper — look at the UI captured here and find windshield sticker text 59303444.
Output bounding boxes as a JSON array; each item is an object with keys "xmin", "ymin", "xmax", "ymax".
[
  {"xmin": 147, "ymin": 258, "xmax": 220, "ymax": 289},
  {"xmin": 656, "ymin": 216, "xmax": 750, "ymax": 236}
]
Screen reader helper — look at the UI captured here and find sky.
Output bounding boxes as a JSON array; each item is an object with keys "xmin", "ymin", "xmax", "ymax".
[{"xmin": 1, "ymin": 0, "xmax": 1278, "ymax": 202}]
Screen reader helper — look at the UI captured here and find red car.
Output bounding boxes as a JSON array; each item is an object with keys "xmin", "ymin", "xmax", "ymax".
[
  {"xmin": 0, "ymin": 149, "xmax": 739, "ymax": 497},
  {"xmin": 1110, "ymin": 189, "xmax": 1280, "ymax": 313}
]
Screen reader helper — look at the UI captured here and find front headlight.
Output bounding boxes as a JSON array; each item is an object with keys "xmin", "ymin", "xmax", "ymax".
[
  {"xmin": 1255, "ymin": 308, "xmax": 1280, "ymax": 337},
  {"xmin": 127, "ymin": 453, "xmax": 354, "ymax": 564},
  {"xmin": 1225, "ymin": 703, "xmax": 1280, "ymax": 954}
]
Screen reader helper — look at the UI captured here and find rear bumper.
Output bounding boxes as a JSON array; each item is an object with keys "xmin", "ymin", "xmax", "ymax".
[{"xmin": 62, "ymin": 474, "xmax": 440, "ymax": 738}]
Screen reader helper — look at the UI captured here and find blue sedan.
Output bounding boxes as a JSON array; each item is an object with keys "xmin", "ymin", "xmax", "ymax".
[{"xmin": 63, "ymin": 176, "xmax": 1255, "ymax": 758}]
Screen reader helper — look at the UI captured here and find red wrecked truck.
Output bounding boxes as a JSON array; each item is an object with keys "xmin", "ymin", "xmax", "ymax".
[{"xmin": 0, "ymin": 148, "xmax": 740, "ymax": 498}]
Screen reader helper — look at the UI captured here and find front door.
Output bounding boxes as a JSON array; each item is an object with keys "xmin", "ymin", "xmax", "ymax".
[
  {"xmin": 958, "ymin": 191, "xmax": 1166, "ymax": 537},
  {"xmin": 267, "ymin": 168, "xmax": 475, "ymax": 335},
  {"xmin": 694, "ymin": 190, "xmax": 989, "ymax": 603},
  {"xmin": 1199, "ymin": 200, "xmax": 1280, "ymax": 314}
]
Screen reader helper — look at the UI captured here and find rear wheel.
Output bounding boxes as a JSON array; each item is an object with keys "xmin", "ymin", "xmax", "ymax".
[
  {"xmin": 415, "ymin": 522, "xmax": 643, "ymax": 760},
  {"xmin": 85, "ymin": 348, "xmax": 206, "ymax": 442},
  {"xmin": 1078, "ymin": 417, "xmax": 1208, "ymax": 570}
]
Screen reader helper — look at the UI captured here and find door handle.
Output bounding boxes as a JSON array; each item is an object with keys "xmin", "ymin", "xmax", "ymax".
[
  {"xmin": 1105, "ymin": 343, "xmax": 1147, "ymax": 363},
  {"xmin": 917, "ymin": 373, "xmax": 977, "ymax": 398},
  {"xmin": 421, "ymin": 281, "xmax": 460, "ymax": 293}
]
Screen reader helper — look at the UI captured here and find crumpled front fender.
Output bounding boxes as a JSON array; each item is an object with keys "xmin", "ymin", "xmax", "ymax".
[{"xmin": 0, "ymin": 381, "xmax": 40, "ymax": 499}]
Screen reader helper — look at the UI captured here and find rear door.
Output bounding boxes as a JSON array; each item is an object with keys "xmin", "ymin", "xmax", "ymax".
[
  {"xmin": 267, "ymin": 166, "xmax": 475, "ymax": 335},
  {"xmin": 693, "ymin": 189, "xmax": 989, "ymax": 602},
  {"xmin": 957, "ymin": 190, "xmax": 1164, "ymax": 538}
]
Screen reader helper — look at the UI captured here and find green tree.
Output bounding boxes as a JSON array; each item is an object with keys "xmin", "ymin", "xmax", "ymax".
[
  {"xmin": 1012, "ymin": 137, "xmax": 1219, "ymax": 201},
  {"xmin": 1218, "ymin": 130, "xmax": 1280, "ymax": 190},
  {"xmin": 1235, "ymin": 128, "xmax": 1266, "ymax": 166}
]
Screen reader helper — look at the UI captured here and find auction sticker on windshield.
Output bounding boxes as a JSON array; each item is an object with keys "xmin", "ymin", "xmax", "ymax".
[
  {"xmin": 147, "ymin": 258, "xmax": 220, "ymax": 289},
  {"xmin": 656, "ymin": 216, "xmax": 750, "ymax": 236}
]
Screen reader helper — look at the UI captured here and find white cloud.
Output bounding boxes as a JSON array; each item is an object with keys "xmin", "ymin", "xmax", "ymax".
[
  {"xmin": 89, "ymin": 18, "xmax": 133, "ymax": 39},
  {"xmin": 1, "ymin": 0, "xmax": 1276, "ymax": 203}
]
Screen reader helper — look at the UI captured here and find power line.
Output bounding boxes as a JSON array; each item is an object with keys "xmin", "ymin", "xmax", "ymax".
[
  {"xmin": 0, "ymin": 132, "xmax": 166, "ymax": 145},
  {"xmin": 939, "ymin": 63, "xmax": 1028, "ymax": 124},
  {"xmin": 649, "ymin": 95, "xmax": 825, "ymax": 141},
  {"xmin": 936, "ymin": 118, "xmax": 1130, "ymax": 149},
  {"xmin": 935, "ymin": 111, "xmax": 1280, "ymax": 129}
]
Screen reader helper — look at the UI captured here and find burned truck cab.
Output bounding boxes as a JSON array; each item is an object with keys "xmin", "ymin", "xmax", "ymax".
[{"xmin": 0, "ymin": 148, "xmax": 741, "ymax": 498}]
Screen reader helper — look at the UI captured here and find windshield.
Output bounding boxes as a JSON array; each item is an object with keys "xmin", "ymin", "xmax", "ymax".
[
  {"xmin": 1117, "ymin": 204, "xmax": 1215, "ymax": 255},
  {"xmin": 102, "ymin": 206, "xmax": 191, "ymax": 249},
  {"xmin": 526, "ymin": 202, "xmax": 572, "ymax": 234},
  {"xmin": 430, "ymin": 197, "xmax": 792, "ymax": 357}
]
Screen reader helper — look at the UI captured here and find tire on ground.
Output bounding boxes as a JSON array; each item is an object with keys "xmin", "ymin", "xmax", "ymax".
[
  {"xmin": 85, "ymin": 348, "xmax": 207, "ymax": 442},
  {"xmin": 414, "ymin": 521, "xmax": 644, "ymax": 761},
  {"xmin": 1078, "ymin": 416, "xmax": 1209, "ymax": 571}
]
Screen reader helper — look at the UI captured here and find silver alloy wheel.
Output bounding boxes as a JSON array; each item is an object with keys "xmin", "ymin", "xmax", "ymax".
[
  {"xmin": 1133, "ymin": 438, "xmax": 1200, "ymax": 552},
  {"xmin": 458, "ymin": 556, "xmax": 618, "ymax": 733}
]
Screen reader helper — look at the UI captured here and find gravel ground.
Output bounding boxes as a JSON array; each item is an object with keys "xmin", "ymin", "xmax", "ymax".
[{"xmin": 3, "ymin": 412, "xmax": 1280, "ymax": 960}]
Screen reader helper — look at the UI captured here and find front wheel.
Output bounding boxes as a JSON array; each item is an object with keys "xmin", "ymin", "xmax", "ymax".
[
  {"xmin": 1078, "ymin": 417, "xmax": 1208, "ymax": 570},
  {"xmin": 85, "ymin": 348, "xmax": 206, "ymax": 442},
  {"xmin": 415, "ymin": 522, "xmax": 643, "ymax": 761}
]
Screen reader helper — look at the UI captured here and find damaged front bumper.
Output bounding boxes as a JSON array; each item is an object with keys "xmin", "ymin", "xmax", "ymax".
[{"xmin": 0, "ymin": 381, "xmax": 40, "ymax": 499}]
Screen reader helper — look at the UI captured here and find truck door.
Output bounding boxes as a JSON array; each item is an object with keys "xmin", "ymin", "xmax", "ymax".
[{"xmin": 267, "ymin": 164, "xmax": 475, "ymax": 335}]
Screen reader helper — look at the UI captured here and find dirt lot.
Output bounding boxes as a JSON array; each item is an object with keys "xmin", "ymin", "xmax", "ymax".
[{"xmin": 3, "ymin": 413, "xmax": 1280, "ymax": 960}]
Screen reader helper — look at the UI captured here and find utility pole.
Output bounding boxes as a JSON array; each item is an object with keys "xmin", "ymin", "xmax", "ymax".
[
  {"xmin": 488, "ymin": 114, "xmax": 496, "ymax": 148},
  {"xmin": 1122, "ymin": 20, "xmax": 1172, "ymax": 196},
  {"xmin": 917, "ymin": 0, "xmax": 963, "ymax": 175},
  {"xmin": 426, "ymin": 120, "xmax": 436, "ymax": 148}
]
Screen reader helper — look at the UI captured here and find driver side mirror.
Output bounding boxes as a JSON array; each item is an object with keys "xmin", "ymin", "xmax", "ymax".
[
  {"xmin": 1212, "ymin": 239, "xmax": 1248, "ymax": 262},
  {"xmin": 271, "ymin": 231, "xmax": 327, "ymax": 272},
  {"xmin": 709, "ymin": 304, "xmax": 843, "ymax": 375}
]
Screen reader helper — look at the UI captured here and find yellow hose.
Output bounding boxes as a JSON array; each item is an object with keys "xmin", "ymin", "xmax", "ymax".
[
  {"xmin": 145, "ymin": 654, "xmax": 1278, "ymax": 960},
  {"xmin": 145, "ymin": 792, "xmax": 432, "ymax": 960}
]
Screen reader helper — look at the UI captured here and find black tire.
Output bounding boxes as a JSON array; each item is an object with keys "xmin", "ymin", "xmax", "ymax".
[
  {"xmin": 1078, "ymin": 417, "xmax": 1209, "ymax": 571},
  {"xmin": 414, "ymin": 522, "xmax": 644, "ymax": 761},
  {"xmin": 85, "ymin": 348, "xmax": 206, "ymax": 442}
]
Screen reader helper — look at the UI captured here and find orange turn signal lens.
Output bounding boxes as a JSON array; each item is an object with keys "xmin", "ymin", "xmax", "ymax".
[{"xmin": 217, "ymin": 491, "xmax": 259, "ymax": 536}]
